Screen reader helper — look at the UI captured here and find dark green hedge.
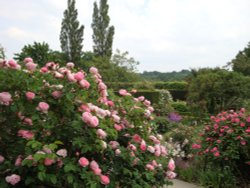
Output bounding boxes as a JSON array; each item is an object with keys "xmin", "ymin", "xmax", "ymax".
[
  {"xmin": 154, "ymin": 81, "xmax": 188, "ymax": 90},
  {"xmin": 168, "ymin": 90, "xmax": 187, "ymax": 101}
]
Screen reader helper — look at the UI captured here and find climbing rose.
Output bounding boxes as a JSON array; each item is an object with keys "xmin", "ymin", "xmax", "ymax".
[
  {"xmin": 79, "ymin": 157, "xmax": 89, "ymax": 167},
  {"xmin": 89, "ymin": 67, "xmax": 98, "ymax": 74},
  {"xmin": 5, "ymin": 174, "xmax": 21, "ymax": 185},
  {"xmin": 44, "ymin": 158, "xmax": 54, "ymax": 166},
  {"xmin": 0, "ymin": 92, "xmax": 12, "ymax": 105},
  {"xmin": 36, "ymin": 102, "xmax": 49, "ymax": 113},
  {"xmin": 100, "ymin": 175, "xmax": 110, "ymax": 185},
  {"xmin": 168, "ymin": 159, "xmax": 175, "ymax": 171},
  {"xmin": 25, "ymin": 91, "xmax": 35, "ymax": 101},
  {"xmin": 56, "ymin": 149, "xmax": 67, "ymax": 158},
  {"xmin": 96, "ymin": 129, "xmax": 107, "ymax": 139}
]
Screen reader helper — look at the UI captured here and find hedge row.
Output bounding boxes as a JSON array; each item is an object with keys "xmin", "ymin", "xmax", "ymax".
[{"xmin": 106, "ymin": 81, "xmax": 188, "ymax": 91}]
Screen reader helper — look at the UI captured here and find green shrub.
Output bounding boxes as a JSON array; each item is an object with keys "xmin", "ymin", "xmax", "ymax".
[{"xmin": 171, "ymin": 101, "xmax": 189, "ymax": 114}]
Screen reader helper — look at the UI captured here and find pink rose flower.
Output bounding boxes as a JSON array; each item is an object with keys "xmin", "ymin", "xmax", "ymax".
[
  {"xmin": 82, "ymin": 112, "xmax": 99, "ymax": 127},
  {"xmin": 89, "ymin": 67, "xmax": 98, "ymax": 74},
  {"xmin": 5, "ymin": 174, "xmax": 21, "ymax": 185},
  {"xmin": 146, "ymin": 164, "xmax": 155, "ymax": 171},
  {"xmin": 44, "ymin": 158, "xmax": 54, "ymax": 166},
  {"xmin": 132, "ymin": 134, "xmax": 142, "ymax": 143},
  {"xmin": 18, "ymin": 130, "xmax": 34, "ymax": 140},
  {"xmin": 166, "ymin": 171, "xmax": 177, "ymax": 179},
  {"xmin": 115, "ymin": 149, "xmax": 121, "ymax": 155},
  {"xmin": 98, "ymin": 82, "xmax": 107, "ymax": 90},
  {"xmin": 137, "ymin": 96, "xmax": 145, "ymax": 101},
  {"xmin": 23, "ymin": 118, "xmax": 33, "ymax": 126},
  {"xmin": 67, "ymin": 73, "xmax": 77, "ymax": 82},
  {"xmin": 140, "ymin": 140, "xmax": 147, "ymax": 151},
  {"xmin": 66, "ymin": 62, "xmax": 75, "ymax": 69},
  {"xmin": 52, "ymin": 91, "xmax": 62, "ymax": 99},
  {"xmin": 192, "ymin": 144, "xmax": 201, "ymax": 149},
  {"xmin": 119, "ymin": 89, "xmax": 131, "ymax": 96},
  {"xmin": 107, "ymin": 100, "xmax": 114, "ymax": 107},
  {"xmin": 24, "ymin": 57, "xmax": 33, "ymax": 63},
  {"xmin": 109, "ymin": 141, "xmax": 120, "ymax": 150},
  {"xmin": 96, "ymin": 129, "xmax": 107, "ymax": 139},
  {"xmin": 7, "ymin": 59, "xmax": 21, "ymax": 70},
  {"xmin": 40, "ymin": 66, "xmax": 48, "ymax": 73},
  {"xmin": 15, "ymin": 155, "xmax": 22, "ymax": 166},
  {"xmin": 79, "ymin": 157, "xmax": 89, "ymax": 167},
  {"xmin": 100, "ymin": 175, "xmax": 110, "ymax": 185},
  {"xmin": 90, "ymin": 160, "xmax": 99, "ymax": 170},
  {"xmin": 114, "ymin": 124, "xmax": 123, "ymax": 131},
  {"xmin": 25, "ymin": 91, "xmax": 35, "ymax": 101},
  {"xmin": 79, "ymin": 79, "xmax": 90, "ymax": 89},
  {"xmin": 0, "ymin": 92, "xmax": 12, "ymax": 105},
  {"xmin": 74, "ymin": 72, "xmax": 84, "ymax": 81},
  {"xmin": 214, "ymin": 151, "xmax": 220, "ymax": 157},
  {"xmin": 147, "ymin": 146, "xmax": 155, "ymax": 153},
  {"xmin": 36, "ymin": 102, "xmax": 49, "ymax": 113},
  {"xmin": 0, "ymin": 155, "xmax": 5, "ymax": 163},
  {"xmin": 168, "ymin": 159, "xmax": 175, "ymax": 171},
  {"xmin": 112, "ymin": 114, "xmax": 120, "ymax": 123},
  {"xmin": 56, "ymin": 149, "xmax": 67, "ymax": 158},
  {"xmin": 93, "ymin": 168, "xmax": 102, "ymax": 175},
  {"xmin": 25, "ymin": 62, "xmax": 37, "ymax": 71}
]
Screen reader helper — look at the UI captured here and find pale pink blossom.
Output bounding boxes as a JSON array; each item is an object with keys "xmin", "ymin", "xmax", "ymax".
[
  {"xmin": 79, "ymin": 79, "xmax": 90, "ymax": 89},
  {"xmin": 146, "ymin": 164, "xmax": 155, "ymax": 171},
  {"xmin": 5, "ymin": 174, "xmax": 21, "ymax": 185},
  {"xmin": 79, "ymin": 157, "xmax": 89, "ymax": 167},
  {"xmin": 93, "ymin": 168, "xmax": 102, "ymax": 175},
  {"xmin": 137, "ymin": 96, "xmax": 145, "ymax": 101},
  {"xmin": 15, "ymin": 155, "xmax": 22, "ymax": 166},
  {"xmin": 18, "ymin": 130, "xmax": 34, "ymax": 140},
  {"xmin": 115, "ymin": 149, "xmax": 121, "ymax": 155},
  {"xmin": 109, "ymin": 141, "xmax": 120, "ymax": 150},
  {"xmin": 25, "ymin": 62, "xmax": 37, "ymax": 71},
  {"xmin": 23, "ymin": 118, "xmax": 33, "ymax": 126},
  {"xmin": 0, "ymin": 92, "xmax": 12, "ymax": 105},
  {"xmin": 56, "ymin": 149, "xmax": 67, "ymax": 158},
  {"xmin": 54, "ymin": 71, "xmax": 64, "ymax": 78},
  {"xmin": 112, "ymin": 114, "xmax": 120, "ymax": 123},
  {"xmin": 166, "ymin": 171, "xmax": 177, "ymax": 179},
  {"xmin": 90, "ymin": 160, "xmax": 99, "ymax": 170},
  {"xmin": 89, "ymin": 67, "xmax": 98, "ymax": 74},
  {"xmin": 66, "ymin": 62, "xmax": 75, "ymax": 69},
  {"xmin": 119, "ymin": 89, "xmax": 131, "ymax": 96},
  {"xmin": 100, "ymin": 175, "xmax": 110, "ymax": 185},
  {"xmin": 67, "ymin": 73, "xmax": 77, "ymax": 82},
  {"xmin": 52, "ymin": 91, "xmax": 62, "ymax": 99},
  {"xmin": 98, "ymin": 82, "xmax": 107, "ymax": 90},
  {"xmin": 24, "ymin": 57, "xmax": 33, "ymax": 63},
  {"xmin": 168, "ymin": 159, "xmax": 175, "ymax": 171},
  {"xmin": 96, "ymin": 129, "xmax": 107, "ymax": 139},
  {"xmin": 147, "ymin": 146, "xmax": 155, "ymax": 153},
  {"xmin": 36, "ymin": 102, "xmax": 49, "ymax": 113},
  {"xmin": 128, "ymin": 144, "xmax": 137, "ymax": 151},
  {"xmin": 40, "ymin": 67, "xmax": 48, "ymax": 73},
  {"xmin": 25, "ymin": 91, "xmax": 35, "ymax": 101},
  {"xmin": 7, "ymin": 59, "xmax": 21, "ymax": 70},
  {"xmin": 114, "ymin": 124, "xmax": 123, "ymax": 131},
  {"xmin": 74, "ymin": 72, "xmax": 84, "ymax": 81},
  {"xmin": 107, "ymin": 100, "xmax": 114, "ymax": 107}
]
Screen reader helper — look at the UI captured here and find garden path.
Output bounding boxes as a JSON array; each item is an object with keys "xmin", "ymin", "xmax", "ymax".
[{"xmin": 165, "ymin": 179, "xmax": 203, "ymax": 188}]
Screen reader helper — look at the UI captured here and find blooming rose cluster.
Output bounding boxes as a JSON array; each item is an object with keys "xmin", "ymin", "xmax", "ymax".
[{"xmin": 0, "ymin": 58, "xmax": 175, "ymax": 187}]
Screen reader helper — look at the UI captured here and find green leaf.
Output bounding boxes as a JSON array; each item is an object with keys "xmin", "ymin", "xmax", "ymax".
[
  {"xmin": 67, "ymin": 175, "xmax": 74, "ymax": 184},
  {"xmin": 38, "ymin": 172, "xmax": 46, "ymax": 181},
  {"xmin": 54, "ymin": 140, "xmax": 64, "ymax": 145},
  {"xmin": 64, "ymin": 163, "xmax": 77, "ymax": 173},
  {"xmin": 50, "ymin": 175, "xmax": 57, "ymax": 184}
]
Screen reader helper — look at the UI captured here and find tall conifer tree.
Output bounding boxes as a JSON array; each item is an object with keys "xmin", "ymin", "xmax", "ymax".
[
  {"xmin": 91, "ymin": 0, "xmax": 114, "ymax": 59},
  {"xmin": 60, "ymin": 0, "xmax": 84, "ymax": 64}
]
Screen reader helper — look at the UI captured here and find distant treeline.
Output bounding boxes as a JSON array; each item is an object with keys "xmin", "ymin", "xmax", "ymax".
[{"xmin": 140, "ymin": 69, "xmax": 191, "ymax": 81}]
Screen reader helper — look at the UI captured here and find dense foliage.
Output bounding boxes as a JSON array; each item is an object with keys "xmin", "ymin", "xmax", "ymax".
[
  {"xmin": 0, "ymin": 58, "xmax": 175, "ymax": 187},
  {"xmin": 187, "ymin": 68, "xmax": 250, "ymax": 114}
]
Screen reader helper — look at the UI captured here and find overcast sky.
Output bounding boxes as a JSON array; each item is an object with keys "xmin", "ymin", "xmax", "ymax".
[{"xmin": 1, "ymin": 0, "xmax": 250, "ymax": 72}]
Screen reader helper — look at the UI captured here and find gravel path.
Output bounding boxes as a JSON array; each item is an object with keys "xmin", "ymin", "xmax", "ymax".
[{"xmin": 164, "ymin": 179, "xmax": 203, "ymax": 188}]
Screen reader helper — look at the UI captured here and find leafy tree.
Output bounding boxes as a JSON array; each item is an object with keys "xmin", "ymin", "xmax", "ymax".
[
  {"xmin": 14, "ymin": 42, "xmax": 65, "ymax": 66},
  {"xmin": 0, "ymin": 44, "xmax": 6, "ymax": 59},
  {"xmin": 14, "ymin": 42, "xmax": 52, "ymax": 66},
  {"xmin": 92, "ymin": 0, "xmax": 114, "ymax": 59},
  {"xmin": 60, "ymin": 0, "xmax": 84, "ymax": 64},
  {"xmin": 230, "ymin": 42, "xmax": 250, "ymax": 76},
  {"xmin": 187, "ymin": 68, "xmax": 250, "ymax": 115},
  {"xmin": 141, "ymin": 70, "xmax": 191, "ymax": 81}
]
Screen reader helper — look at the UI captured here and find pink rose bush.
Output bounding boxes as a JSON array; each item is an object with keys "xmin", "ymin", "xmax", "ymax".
[
  {"xmin": 0, "ymin": 58, "xmax": 174, "ymax": 187},
  {"xmin": 192, "ymin": 108, "xmax": 250, "ymax": 182}
]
